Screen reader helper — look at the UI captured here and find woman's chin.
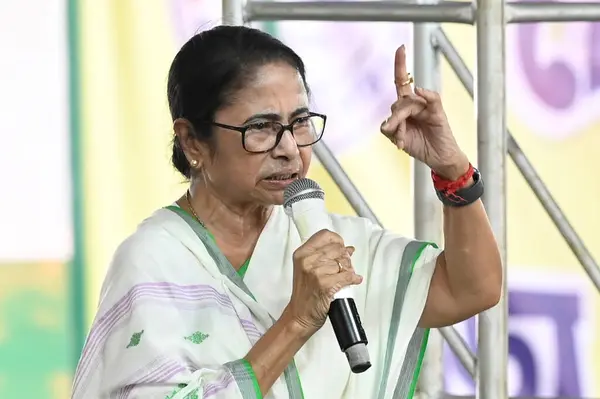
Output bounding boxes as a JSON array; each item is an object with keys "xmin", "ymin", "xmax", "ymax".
[
  {"xmin": 257, "ymin": 178, "xmax": 299, "ymax": 205},
  {"xmin": 268, "ymin": 192, "xmax": 285, "ymax": 206}
]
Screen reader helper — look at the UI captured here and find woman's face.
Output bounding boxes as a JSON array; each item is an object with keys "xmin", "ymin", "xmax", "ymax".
[{"xmin": 198, "ymin": 62, "xmax": 313, "ymax": 207}]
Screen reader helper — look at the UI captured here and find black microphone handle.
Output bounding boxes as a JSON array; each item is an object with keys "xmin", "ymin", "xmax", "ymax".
[{"xmin": 328, "ymin": 297, "xmax": 372, "ymax": 373}]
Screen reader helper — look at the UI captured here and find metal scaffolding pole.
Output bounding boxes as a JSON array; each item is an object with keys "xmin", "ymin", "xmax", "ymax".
[
  {"xmin": 433, "ymin": 28, "xmax": 600, "ymax": 293},
  {"xmin": 243, "ymin": 1, "xmax": 600, "ymax": 25},
  {"xmin": 312, "ymin": 143, "xmax": 382, "ymax": 226},
  {"xmin": 475, "ymin": 1, "xmax": 508, "ymax": 399},
  {"xmin": 413, "ymin": 2, "xmax": 444, "ymax": 398},
  {"xmin": 245, "ymin": 1, "xmax": 474, "ymax": 23},
  {"xmin": 507, "ymin": 138, "xmax": 600, "ymax": 291},
  {"xmin": 507, "ymin": 1, "xmax": 600, "ymax": 23},
  {"xmin": 439, "ymin": 326, "xmax": 476, "ymax": 378},
  {"xmin": 222, "ymin": 0, "xmax": 245, "ymax": 25}
]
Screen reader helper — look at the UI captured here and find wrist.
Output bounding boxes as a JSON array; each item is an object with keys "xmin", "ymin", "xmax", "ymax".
[
  {"xmin": 433, "ymin": 156, "xmax": 470, "ymax": 181},
  {"xmin": 433, "ymin": 164, "xmax": 483, "ymax": 207},
  {"xmin": 244, "ymin": 306, "xmax": 312, "ymax": 395},
  {"xmin": 280, "ymin": 306, "xmax": 315, "ymax": 340}
]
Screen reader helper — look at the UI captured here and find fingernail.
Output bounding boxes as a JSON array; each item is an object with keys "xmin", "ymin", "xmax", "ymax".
[
  {"xmin": 400, "ymin": 44, "xmax": 405, "ymax": 51},
  {"xmin": 381, "ymin": 118, "xmax": 389, "ymax": 129},
  {"xmin": 347, "ymin": 246, "xmax": 356, "ymax": 256}
]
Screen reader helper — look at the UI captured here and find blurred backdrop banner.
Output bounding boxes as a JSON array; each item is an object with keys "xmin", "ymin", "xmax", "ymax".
[
  {"xmin": 1, "ymin": 0, "xmax": 599, "ymax": 397},
  {"xmin": 0, "ymin": 0, "xmax": 73, "ymax": 397}
]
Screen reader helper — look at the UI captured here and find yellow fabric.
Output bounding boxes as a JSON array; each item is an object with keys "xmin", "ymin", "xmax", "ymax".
[{"xmin": 78, "ymin": 0, "xmax": 184, "ymax": 319}]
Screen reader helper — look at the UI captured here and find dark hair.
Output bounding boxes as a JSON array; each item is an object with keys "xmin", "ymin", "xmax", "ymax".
[{"xmin": 167, "ymin": 25, "xmax": 310, "ymax": 178}]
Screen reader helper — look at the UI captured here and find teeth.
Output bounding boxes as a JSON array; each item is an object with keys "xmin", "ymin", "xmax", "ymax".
[{"xmin": 267, "ymin": 174, "xmax": 293, "ymax": 180}]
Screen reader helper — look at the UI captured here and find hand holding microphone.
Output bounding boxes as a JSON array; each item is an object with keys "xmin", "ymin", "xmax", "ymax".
[
  {"xmin": 283, "ymin": 178, "xmax": 372, "ymax": 373},
  {"xmin": 286, "ymin": 230, "xmax": 362, "ymax": 334}
]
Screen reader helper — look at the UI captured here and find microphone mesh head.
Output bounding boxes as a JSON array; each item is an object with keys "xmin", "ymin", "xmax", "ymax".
[{"xmin": 283, "ymin": 178, "xmax": 324, "ymax": 209}]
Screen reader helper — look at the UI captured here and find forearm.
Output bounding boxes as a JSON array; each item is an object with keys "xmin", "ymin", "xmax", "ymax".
[
  {"xmin": 442, "ymin": 195, "xmax": 502, "ymax": 306},
  {"xmin": 244, "ymin": 309, "xmax": 309, "ymax": 396}
]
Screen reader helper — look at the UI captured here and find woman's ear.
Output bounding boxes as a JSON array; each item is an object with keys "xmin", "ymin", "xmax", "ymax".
[{"xmin": 173, "ymin": 118, "xmax": 210, "ymax": 170}]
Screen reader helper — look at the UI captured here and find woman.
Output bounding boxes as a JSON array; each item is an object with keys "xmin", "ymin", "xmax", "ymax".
[{"xmin": 72, "ymin": 26, "xmax": 501, "ymax": 399}]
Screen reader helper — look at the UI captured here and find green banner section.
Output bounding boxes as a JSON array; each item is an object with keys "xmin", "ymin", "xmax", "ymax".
[{"xmin": 0, "ymin": 264, "xmax": 71, "ymax": 397}]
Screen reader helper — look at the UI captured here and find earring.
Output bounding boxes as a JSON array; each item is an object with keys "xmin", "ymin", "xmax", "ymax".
[{"xmin": 190, "ymin": 159, "xmax": 199, "ymax": 168}]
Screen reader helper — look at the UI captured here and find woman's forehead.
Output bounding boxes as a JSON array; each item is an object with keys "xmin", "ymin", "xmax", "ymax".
[{"xmin": 222, "ymin": 63, "xmax": 309, "ymax": 121}]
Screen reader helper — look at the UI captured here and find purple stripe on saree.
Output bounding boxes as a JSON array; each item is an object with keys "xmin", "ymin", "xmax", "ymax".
[{"xmin": 73, "ymin": 282, "xmax": 260, "ymax": 394}]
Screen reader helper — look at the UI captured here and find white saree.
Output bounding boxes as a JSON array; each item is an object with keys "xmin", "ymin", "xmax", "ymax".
[{"xmin": 72, "ymin": 204, "xmax": 441, "ymax": 399}]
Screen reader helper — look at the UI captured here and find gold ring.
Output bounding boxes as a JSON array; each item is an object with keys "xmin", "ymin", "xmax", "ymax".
[
  {"xmin": 336, "ymin": 260, "xmax": 344, "ymax": 273},
  {"xmin": 396, "ymin": 73, "xmax": 414, "ymax": 87}
]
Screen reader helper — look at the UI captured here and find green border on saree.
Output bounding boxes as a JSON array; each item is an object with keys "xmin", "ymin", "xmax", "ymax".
[
  {"xmin": 166, "ymin": 205, "xmax": 305, "ymax": 399},
  {"xmin": 224, "ymin": 359, "xmax": 264, "ymax": 399},
  {"xmin": 377, "ymin": 240, "xmax": 437, "ymax": 399},
  {"xmin": 407, "ymin": 329, "xmax": 430, "ymax": 399},
  {"xmin": 406, "ymin": 242, "xmax": 437, "ymax": 399},
  {"xmin": 241, "ymin": 359, "xmax": 263, "ymax": 399}
]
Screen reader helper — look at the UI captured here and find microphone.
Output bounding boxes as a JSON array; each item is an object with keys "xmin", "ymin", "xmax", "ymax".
[{"xmin": 283, "ymin": 178, "xmax": 371, "ymax": 373}]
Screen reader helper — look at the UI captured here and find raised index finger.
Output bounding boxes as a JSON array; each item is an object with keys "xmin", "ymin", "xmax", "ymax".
[{"xmin": 394, "ymin": 45, "xmax": 412, "ymax": 98}]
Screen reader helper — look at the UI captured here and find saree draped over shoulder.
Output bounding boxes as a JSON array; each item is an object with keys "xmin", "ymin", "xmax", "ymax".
[{"xmin": 72, "ymin": 205, "xmax": 440, "ymax": 399}]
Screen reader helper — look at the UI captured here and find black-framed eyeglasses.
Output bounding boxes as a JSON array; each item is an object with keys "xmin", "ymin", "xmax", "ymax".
[{"xmin": 209, "ymin": 112, "xmax": 327, "ymax": 153}]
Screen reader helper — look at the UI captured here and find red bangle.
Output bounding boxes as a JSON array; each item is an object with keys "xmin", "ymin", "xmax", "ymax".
[{"xmin": 431, "ymin": 163, "xmax": 475, "ymax": 195}]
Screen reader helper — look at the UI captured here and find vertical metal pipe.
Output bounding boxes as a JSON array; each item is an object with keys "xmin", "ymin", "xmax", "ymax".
[
  {"xmin": 222, "ymin": 0, "xmax": 245, "ymax": 25},
  {"xmin": 413, "ymin": 4, "xmax": 444, "ymax": 398},
  {"xmin": 475, "ymin": 1, "xmax": 508, "ymax": 399}
]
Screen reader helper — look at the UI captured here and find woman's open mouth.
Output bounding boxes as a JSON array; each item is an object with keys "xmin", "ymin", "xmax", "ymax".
[
  {"xmin": 262, "ymin": 173, "xmax": 299, "ymax": 189},
  {"xmin": 264, "ymin": 173, "xmax": 299, "ymax": 181}
]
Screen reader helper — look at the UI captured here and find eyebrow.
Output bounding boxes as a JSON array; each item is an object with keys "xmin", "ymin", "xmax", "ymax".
[{"xmin": 242, "ymin": 107, "xmax": 310, "ymax": 124}]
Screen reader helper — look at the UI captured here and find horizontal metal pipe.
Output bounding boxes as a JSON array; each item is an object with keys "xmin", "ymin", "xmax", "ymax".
[
  {"xmin": 245, "ymin": 1, "xmax": 474, "ymax": 24},
  {"xmin": 507, "ymin": 2, "xmax": 600, "ymax": 23},
  {"xmin": 246, "ymin": 1, "xmax": 600, "ymax": 24},
  {"xmin": 434, "ymin": 28, "xmax": 600, "ymax": 294},
  {"xmin": 439, "ymin": 326, "xmax": 476, "ymax": 377}
]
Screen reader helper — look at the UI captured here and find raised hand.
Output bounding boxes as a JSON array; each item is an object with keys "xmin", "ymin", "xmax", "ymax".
[{"xmin": 380, "ymin": 45, "xmax": 469, "ymax": 180}]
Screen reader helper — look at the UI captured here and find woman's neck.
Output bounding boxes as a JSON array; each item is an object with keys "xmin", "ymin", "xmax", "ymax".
[{"xmin": 179, "ymin": 183, "xmax": 273, "ymax": 245}]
